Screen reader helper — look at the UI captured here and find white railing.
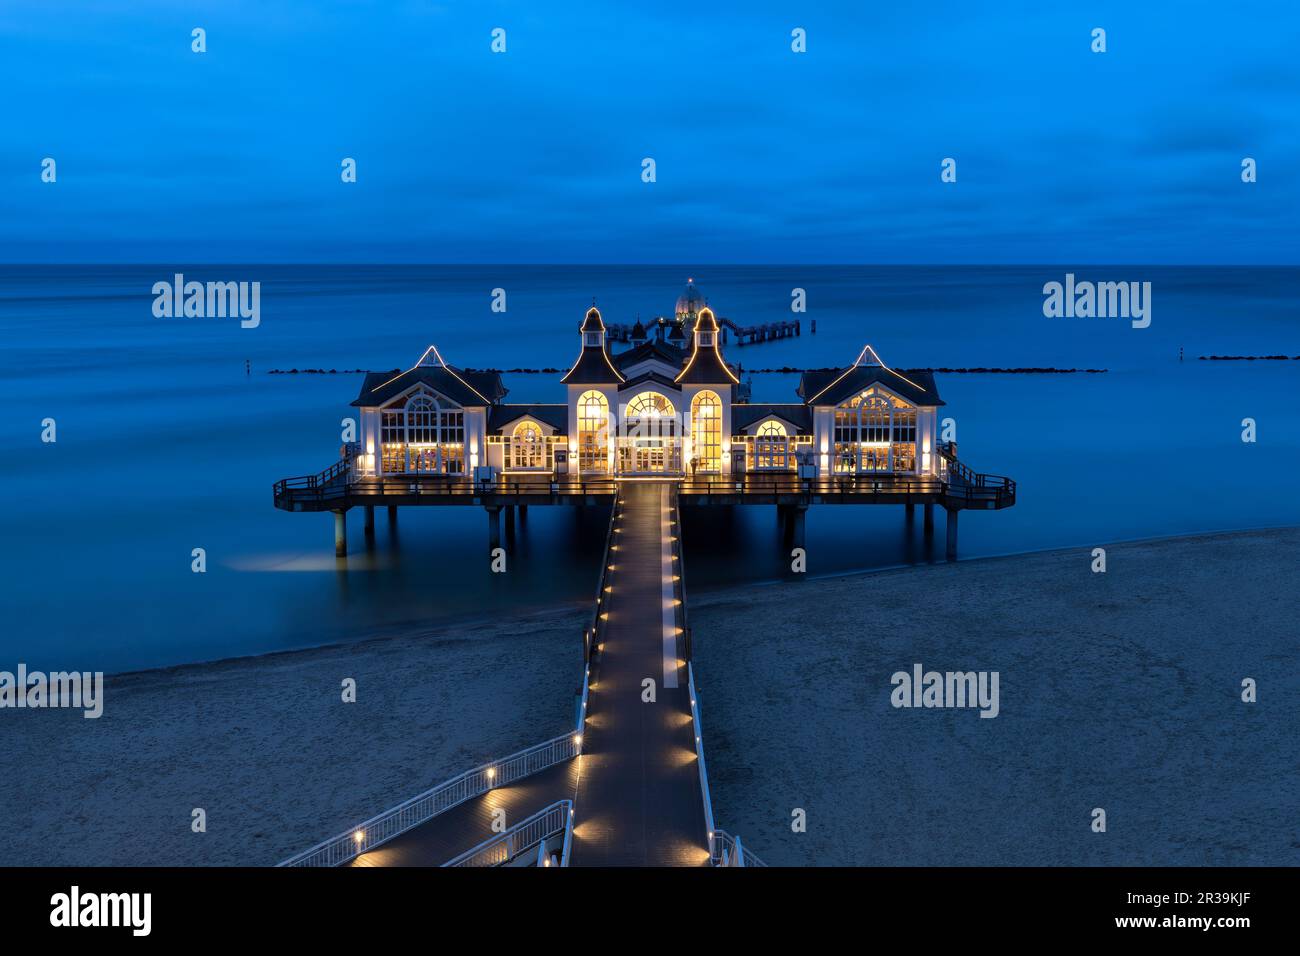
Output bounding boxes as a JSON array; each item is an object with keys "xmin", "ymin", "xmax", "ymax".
[
  {"xmin": 443, "ymin": 801, "xmax": 574, "ymax": 867},
  {"xmin": 687, "ymin": 663, "xmax": 718, "ymax": 861},
  {"xmin": 714, "ymin": 829, "xmax": 767, "ymax": 867},
  {"xmin": 278, "ymin": 732, "xmax": 582, "ymax": 867}
]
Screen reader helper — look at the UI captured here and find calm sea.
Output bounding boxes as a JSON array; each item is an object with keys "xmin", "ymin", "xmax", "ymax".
[{"xmin": 2, "ymin": 265, "xmax": 1297, "ymax": 672}]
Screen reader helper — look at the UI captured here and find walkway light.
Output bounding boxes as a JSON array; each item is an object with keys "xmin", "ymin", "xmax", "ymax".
[
  {"xmin": 573, "ymin": 734, "xmax": 582, "ymax": 747},
  {"xmin": 486, "ymin": 767, "xmax": 496, "ymax": 781},
  {"xmin": 353, "ymin": 829, "xmax": 365, "ymax": 844}
]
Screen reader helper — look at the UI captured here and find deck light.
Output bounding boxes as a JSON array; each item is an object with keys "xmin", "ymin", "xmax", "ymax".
[
  {"xmin": 486, "ymin": 767, "xmax": 496, "ymax": 781},
  {"xmin": 573, "ymin": 734, "xmax": 582, "ymax": 747},
  {"xmin": 354, "ymin": 829, "xmax": 365, "ymax": 844}
]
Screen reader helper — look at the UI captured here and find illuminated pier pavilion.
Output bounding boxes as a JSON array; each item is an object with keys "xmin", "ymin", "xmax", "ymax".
[
  {"xmin": 274, "ymin": 283, "xmax": 1016, "ymax": 868},
  {"xmin": 273, "ymin": 282, "xmax": 1015, "ymax": 560}
]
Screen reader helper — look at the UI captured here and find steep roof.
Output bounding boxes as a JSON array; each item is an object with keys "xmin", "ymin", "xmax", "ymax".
[
  {"xmin": 675, "ymin": 308, "xmax": 740, "ymax": 385},
  {"xmin": 488, "ymin": 404, "xmax": 567, "ymax": 432},
  {"xmin": 797, "ymin": 345, "xmax": 944, "ymax": 407},
  {"xmin": 351, "ymin": 346, "xmax": 506, "ymax": 408},
  {"xmin": 732, "ymin": 403, "xmax": 812, "ymax": 433},
  {"xmin": 561, "ymin": 306, "xmax": 625, "ymax": 385}
]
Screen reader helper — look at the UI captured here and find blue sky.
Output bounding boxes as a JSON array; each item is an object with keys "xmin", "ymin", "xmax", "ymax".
[{"xmin": 2, "ymin": 0, "xmax": 1297, "ymax": 263}]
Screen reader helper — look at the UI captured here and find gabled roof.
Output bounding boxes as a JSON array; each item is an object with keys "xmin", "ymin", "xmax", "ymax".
[
  {"xmin": 797, "ymin": 345, "xmax": 943, "ymax": 407},
  {"xmin": 732, "ymin": 403, "xmax": 812, "ymax": 433},
  {"xmin": 613, "ymin": 339, "xmax": 686, "ymax": 372},
  {"xmin": 488, "ymin": 404, "xmax": 567, "ymax": 432},
  {"xmin": 352, "ymin": 346, "xmax": 506, "ymax": 408},
  {"xmin": 618, "ymin": 370, "xmax": 680, "ymax": 393},
  {"xmin": 675, "ymin": 308, "xmax": 740, "ymax": 385}
]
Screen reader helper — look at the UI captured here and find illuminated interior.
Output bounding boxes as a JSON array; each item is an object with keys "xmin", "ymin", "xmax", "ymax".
[
  {"xmin": 619, "ymin": 391, "xmax": 680, "ymax": 474},
  {"xmin": 690, "ymin": 391, "xmax": 722, "ymax": 472},
  {"xmin": 577, "ymin": 390, "xmax": 609, "ymax": 473},
  {"xmin": 833, "ymin": 387, "xmax": 917, "ymax": 474},
  {"xmin": 381, "ymin": 389, "xmax": 466, "ymax": 474}
]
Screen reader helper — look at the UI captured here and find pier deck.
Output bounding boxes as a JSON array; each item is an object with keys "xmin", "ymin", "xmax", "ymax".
[
  {"xmin": 274, "ymin": 472, "xmax": 1013, "ymax": 513},
  {"xmin": 569, "ymin": 482, "xmax": 711, "ymax": 866},
  {"xmin": 346, "ymin": 761, "xmax": 578, "ymax": 867}
]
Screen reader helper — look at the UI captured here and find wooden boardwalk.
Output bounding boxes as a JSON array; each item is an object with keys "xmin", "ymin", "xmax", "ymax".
[
  {"xmin": 347, "ymin": 761, "xmax": 578, "ymax": 867},
  {"xmin": 569, "ymin": 482, "xmax": 711, "ymax": 866}
]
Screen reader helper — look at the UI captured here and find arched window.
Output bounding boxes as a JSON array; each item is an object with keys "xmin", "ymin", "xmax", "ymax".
[
  {"xmin": 621, "ymin": 391, "xmax": 678, "ymax": 473},
  {"xmin": 512, "ymin": 420, "xmax": 545, "ymax": 469},
  {"xmin": 624, "ymin": 392, "xmax": 676, "ymax": 436},
  {"xmin": 755, "ymin": 419, "xmax": 788, "ymax": 470},
  {"xmin": 378, "ymin": 390, "xmax": 465, "ymax": 474},
  {"xmin": 833, "ymin": 388, "xmax": 917, "ymax": 474},
  {"xmin": 691, "ymin": 390, "xmax": 722, "ymax": 472},
  {"xmin": 577, "ymin": 390, "xmax": 609, "ymax": 473}
]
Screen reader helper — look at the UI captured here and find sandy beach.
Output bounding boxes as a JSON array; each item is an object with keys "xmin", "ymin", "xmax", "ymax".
[
  {"xmin": 693, "ymin": 527, "xmax": 1300, "ymax": 866},
  {"xmin": 2, "ymin": 528, "xmax": 1296, "ymax": 866}
]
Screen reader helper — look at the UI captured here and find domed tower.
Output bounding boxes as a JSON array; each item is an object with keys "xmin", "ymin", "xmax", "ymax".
[
  {"xmin": 630, "ymin": 316, "xmax": 647, "ymax": 346},
  {"xmin": 675, "ymin": 278, "xmax": 705, "ymax": 320}
]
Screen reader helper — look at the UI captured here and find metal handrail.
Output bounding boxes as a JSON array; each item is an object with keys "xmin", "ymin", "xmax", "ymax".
[
  {"xmin": 442, "ymin": 801, "xmax": 574, "ymax": 867},
  {"xmin": 687, "ymin": 662, "xmax": 718, "ymax": 863},
  {"xmin": 277, "ymin": 731, "xmax": 581, "ymax": 867},
  {"xmin": 584, "ymin": 490, "xmax": 622, "ymax": 663},
  {"xmin": 274, "ymin": 473, "xmax": 620, "ymax": 505},
  {"xmin": 714, "ymin": 829, "xmax": 768, "ymax": 867}
]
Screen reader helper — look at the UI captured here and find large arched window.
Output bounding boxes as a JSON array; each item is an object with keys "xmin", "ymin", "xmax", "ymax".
[
  {"xmin": 623, "ymin": 392, "xmax": 676, "ymax": 436},
  {"xmin": 621, "ymin": 391, "xmax": 678, "ymax": 473},
  {"xmin": 691, "ymin": 390, "xmax": 722, "ymax": 472},
  {"xmin": 754, "ymin": 419, "xmax": 788, "ymax": 470},
  {"xmin": 378, "ymin": 390, "xmax": 465, "ymax": 474},
  {"xmin": 577, "ymin": 390, "xmax": 609, "ymax": 473},
  {"xmin": 833, "ymin": 388, "xmax": 917, "ymax": 474},
  {"xmin": 512, "ymin": 420, "xmax": 545, "ymax": 469}
]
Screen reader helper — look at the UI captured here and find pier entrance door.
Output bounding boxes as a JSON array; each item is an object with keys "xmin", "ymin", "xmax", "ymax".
[{"xmin": 619, "ymin": 390, "xmax": 682, "ymax": 475}]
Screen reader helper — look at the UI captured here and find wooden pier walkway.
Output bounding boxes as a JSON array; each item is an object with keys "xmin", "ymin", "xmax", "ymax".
[
  {"xmin": 346, "ymin": 761, "xmax": 578, "ymax": 867},
  {"xmin": 569, "ymin": 482, "xmax": 711, "ymax": 866}
]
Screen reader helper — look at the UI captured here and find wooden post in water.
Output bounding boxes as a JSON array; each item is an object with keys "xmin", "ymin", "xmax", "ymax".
[
  {"xmin": 923, "ymin": 503, "xmax": 935, "ymax": 538},
  {"xmin": 790, "ymin": 505, "xmax": 807, "ymax": 555},
  {"xmin": 333, "ymin": 510, "xmax": 347, "ymax": 557},
  {"xmin": 486, "ymin": 506, "xmax": 502, "ymax": 551},
  {"xmin": 945, "ymin": 508, "xmax": 959, "ymax": 562},
  {"xmin": 364, "ymin": 505, "xmax": 375, "ymax": 540},
  {"xmin": 387, "ymin": 505, "xmax": 398, "ymax": 527}
]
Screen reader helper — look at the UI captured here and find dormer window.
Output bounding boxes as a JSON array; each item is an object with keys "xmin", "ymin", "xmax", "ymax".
[
  {"xmin": 585, "ymin": 331, "xmax": 601, "ymax": 348},
  {"xmin": 699, "ymin": 331, "xmax": 714, "ymax": 348}
]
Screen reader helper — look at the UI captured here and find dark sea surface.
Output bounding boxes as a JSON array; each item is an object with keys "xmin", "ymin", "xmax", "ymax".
[{"xmin": 2, "ymin": 265, "xmax": 1297, "ymax": 672}]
